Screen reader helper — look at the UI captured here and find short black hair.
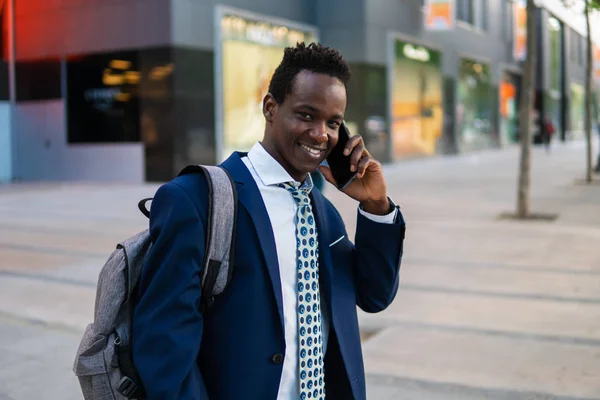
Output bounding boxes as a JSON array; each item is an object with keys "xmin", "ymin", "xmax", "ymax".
[{"xmin": 268, "ymin": 42, "xmax": 351, "ymax": 104}]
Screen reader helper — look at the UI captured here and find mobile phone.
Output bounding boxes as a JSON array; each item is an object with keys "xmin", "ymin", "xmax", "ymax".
[{"xmin": 325, "ymin": 122, "xmax": 358, "ymax": 190}]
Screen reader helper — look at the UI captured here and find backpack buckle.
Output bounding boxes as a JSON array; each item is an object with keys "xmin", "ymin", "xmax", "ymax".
[{"xmin": 117, "ymin": 376, "xmax": 138, "ymax": 398}]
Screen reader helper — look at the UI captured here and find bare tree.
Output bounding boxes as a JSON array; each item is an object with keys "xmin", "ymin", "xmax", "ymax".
[
  {"xmin": 563, "ymin": 0, "xmax": 600, "ymax": 180},
  {"xmin": 584, "ymin": 0, "xmax": 600, "ymax": 181},
  {"xmin": 517, "ymin": 0, "xmax": 538, "ymax": 218},
  {"xmin": 584, "ymin": 1, "xmax": 593, "ymax": 182}
]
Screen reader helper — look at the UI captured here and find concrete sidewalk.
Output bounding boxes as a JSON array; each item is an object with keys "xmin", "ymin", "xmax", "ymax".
[{"xmin": 0, "ymin": 140, "xmax": 599, "ymax": 399}]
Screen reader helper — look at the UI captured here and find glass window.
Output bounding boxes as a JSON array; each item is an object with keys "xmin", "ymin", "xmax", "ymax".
[
  {"xmin": 219, "ymin": 14, "xmax": 317, "ymax": 161},
  {"xmin": 545, "ymin": 16, "xmax": 564, "ymax": 135},
  {"xmin": 66, "ymin": 51, "xmax": 141, "ymax": 144},
  {"xmin": 500, "ymin": 72, "xmax": 521, "ymax": 145},
  {"xmin": 479, "ymin": 0, "xmax": 489, "ymax": 31},
  {"xmin": 390, "ymin": 40, "xmax": 443, "ymax": 158},
  {"xmin": 570, "ymin": 30, "xmax": 577, "ymax": 62},
  {"xmin": 503, "ymin": 0, "xmax": 514, "ymax": 41},
  {"xmin": 578, "ymin": 35, "xmax": 585, "ymax": 65},
  {"xmin": 457, "ymin": 0, "xmax": 475, "ymax": 24},
  {"xmin": 0, "ymin": 1, "xmax": 9, "ymax": 101},
  {"xmin": 16, "ymin": 60, "xmax": 61, "ymax": 101},
  {"xmin": 458, "ymin": 0, "xmax": 488, "ymax": 30},
  {"xmin": 570, "ymin": 83, "xmax": 585, "ymax": 139},
  {"xmin": 548, "ymin": 17, "xmax": 561, "ymax": 91},
  {"xmin": 457, "ymin": 59, "xmax": 495, "ymax": 151}
]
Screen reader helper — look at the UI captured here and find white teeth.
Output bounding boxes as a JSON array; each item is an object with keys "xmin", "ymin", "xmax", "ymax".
[{"xmin": 300, "ymin": 144, "xmax": 322, "ymax": 156}]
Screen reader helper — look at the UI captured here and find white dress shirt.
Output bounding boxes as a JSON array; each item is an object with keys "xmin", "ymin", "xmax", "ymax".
[{"xmin": 241, "ymin": 142, "xmax": 396, "ymax": 399}]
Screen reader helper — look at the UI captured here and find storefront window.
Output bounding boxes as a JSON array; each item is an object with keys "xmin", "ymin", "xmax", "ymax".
[
  {"xmin": 219, "ymin": 14, "xmax": 316, "ymax": 160},
  {"xmin": 456, "ymin": 0, "xmax": 475, "ymax": 24},
  {"xmin": 67, "ymin": 51, "xmax": 141, "ymax": 143},
  {"xmin": 457, "ymin": 58, "xmax": 494, "ymax": 151},
  {"xmin": 16, "ymin": 60, "xmax": 61, "ymax": 101},
  {"xmin": 545, "ymin": 16, "xmax": 563, "ymax": 135},
  {"xmin": 390, "ymin": 40, "xmax": 443, "ymax": 158},
  {"xmin": 0, "ymin": 0, "xmax": 9, "ymax": 100},
  {"xmin": 569, "ymin": 83, "xmax": 584, "ymax": 139},
  {"xmin": 500, "ymin": 71, "xmax": 521, "ymax": 145}
]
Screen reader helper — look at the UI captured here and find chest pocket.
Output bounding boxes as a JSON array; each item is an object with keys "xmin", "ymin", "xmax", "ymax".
[
  {"xmin": 328, "ymin": 234, "xmax": 346, "ymax": 248},
  {"xmin": 324, "ymin": 229, "xmax": 355, "ymax": 284},
  {"xmin": 327, "ymin": 227, "xmax": 353, "ymax": 254}
]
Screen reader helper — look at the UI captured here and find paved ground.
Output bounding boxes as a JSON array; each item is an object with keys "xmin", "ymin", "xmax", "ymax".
[{"xmin": 0, "ymin": 139, "xmax": 599, "ymax": 399}]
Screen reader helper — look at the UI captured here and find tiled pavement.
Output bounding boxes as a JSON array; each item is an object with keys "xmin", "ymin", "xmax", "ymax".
[{"xmin": 1, "ymin": 139, "xmax": 599, "ymax": 399}]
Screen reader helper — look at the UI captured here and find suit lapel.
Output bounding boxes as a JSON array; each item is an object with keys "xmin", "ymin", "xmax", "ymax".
[
  {"xmin": 222, "ymin": 153, "xmax": 285, "ymax": 331},
  {"xmin": 310, "ymin": 190, "xmax": 334, "ymax": 311}
]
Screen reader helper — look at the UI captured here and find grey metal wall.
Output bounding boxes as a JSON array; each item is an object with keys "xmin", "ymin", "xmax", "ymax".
[
  {"xmin": 315, "ymin": 0, "xmax": 366, "ymax": 63},
  {"xmin": 14, "ymin": 0, "xmax": 585, "ymax": 182},
  {"xmin": 14, "ymin": 100, "xmax": 144, "ymax": 182},
  {"xmin": 13, "ymin": 0, "xmax": 155, "ymax": 182},
  {"xmin": 16, "ymin": 0, "xmax": 317, "ymax": 58},
  {"xmin": 13, "ymin": 0, "xmax": 319, "ymax": 182},
  {"xmin": 171, "ymin": 0, "xmax": 317, "ymax": 50},
  {"xmin": 312, "ymin": 0, "xmax": 521, "ymax": 159},
  {"xmin": 316, "ymin": 0, "xmax": 519, "ymax": 82},
  {"xmin": 15, "ymin": 0, "xmax": 172, "ymax": 60}
]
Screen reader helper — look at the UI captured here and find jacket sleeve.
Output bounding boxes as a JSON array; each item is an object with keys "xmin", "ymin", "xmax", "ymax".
[
  {"xmin": 353, "ymin": 208, "xmax": 405, "ymax": 313},
  {"xmin": 132, "ymin": 181, "xmax": 209, "ymax": 400}
]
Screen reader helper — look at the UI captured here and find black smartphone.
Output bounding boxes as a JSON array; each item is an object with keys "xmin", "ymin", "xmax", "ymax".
[{"xmin": 326, "ymin": 122, "xmax": 358, "ymax": 190}]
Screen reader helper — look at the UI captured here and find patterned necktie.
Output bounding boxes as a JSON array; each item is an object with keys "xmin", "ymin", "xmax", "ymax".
[{"xmin": 279, "ymin": 182, "xmax": 325, "ymax": 400}]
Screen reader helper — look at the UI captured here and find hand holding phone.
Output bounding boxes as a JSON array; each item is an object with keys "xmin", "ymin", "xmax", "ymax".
[{"xmin": 319, "ymin": 123, "xmax": 391, "ymax": 215}]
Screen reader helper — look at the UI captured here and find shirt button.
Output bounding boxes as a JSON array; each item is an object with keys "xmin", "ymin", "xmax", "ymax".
[{"xmin": 272, "ymin": 353, "xmax": 284, "ymax": 364}]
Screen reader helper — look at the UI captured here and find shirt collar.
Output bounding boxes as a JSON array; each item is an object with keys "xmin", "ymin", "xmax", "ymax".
[{"xmin": 247, "ymin": 142, "xmax": 314, "ymax": 192}]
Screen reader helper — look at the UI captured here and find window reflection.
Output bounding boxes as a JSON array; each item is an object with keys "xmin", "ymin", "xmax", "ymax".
[
  {"xmin": 457, "ymin": 59, "xmax": 495, "ymax": 151},
  {"xmin": 66, "ymin": 50, "xmax": 176, "ymax": 145},
  {"xmin": 67, "ymin": 51, "xmax": 140, "ymax": 143}
]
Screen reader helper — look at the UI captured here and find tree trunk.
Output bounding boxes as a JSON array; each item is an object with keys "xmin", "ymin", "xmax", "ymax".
[
  {"xmin": 517, "ymin": 0, "xmax": 537, "ymax": 218},
  {"xmin": 594, "ymin": 81, "xmax": 600, "ymax": 173},
  {"xmin": 585, "ymin": 1, "xmax": 594, "ymax": 183}
]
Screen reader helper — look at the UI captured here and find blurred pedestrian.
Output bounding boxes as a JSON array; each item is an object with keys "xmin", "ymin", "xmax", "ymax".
[
  {"xmin": 542, "ymin": 115, "xmax": 555, "ymax": 153},
  {"xmin": 132, "ymin": 42, "xmax": 406, "ymax": 400}
]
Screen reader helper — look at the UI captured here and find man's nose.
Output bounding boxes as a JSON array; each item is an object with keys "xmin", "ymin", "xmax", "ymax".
[{"xmin": 309, "ymin": 121, "xmax": 329, "ymax": 143}]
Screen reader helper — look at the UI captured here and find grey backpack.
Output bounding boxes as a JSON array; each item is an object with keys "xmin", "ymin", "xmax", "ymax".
[{"xmin": 72, "ymin": 165, "xmax": 238, "ymax": 399}]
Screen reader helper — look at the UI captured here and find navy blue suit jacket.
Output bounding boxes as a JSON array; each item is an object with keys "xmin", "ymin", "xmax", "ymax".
[{"xmin": 132, "ymin": 152, "xmax": 406, "ymax": 400}]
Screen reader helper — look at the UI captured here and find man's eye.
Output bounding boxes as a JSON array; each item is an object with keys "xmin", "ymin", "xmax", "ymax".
[
  {"xmin": 298, "ymin": 112, "xmax": 312, "ymax": 120},
  {"xmin": 328, "ymin": 121, "xmax": 341, "ymax": 129}
]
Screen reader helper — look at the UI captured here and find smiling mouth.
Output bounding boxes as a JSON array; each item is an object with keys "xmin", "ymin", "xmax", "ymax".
[{"xmin": 299, "ymin": 143, "xmax": 326, "ymax": 157}]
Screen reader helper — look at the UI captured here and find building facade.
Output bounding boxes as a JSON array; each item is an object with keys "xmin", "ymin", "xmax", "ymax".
[{"xmin": 0, "ymin": 0, "xmax": 595, "ymax": 183}]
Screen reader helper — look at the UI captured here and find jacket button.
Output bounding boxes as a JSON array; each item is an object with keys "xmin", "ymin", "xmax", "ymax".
[{"xmin": 272, "ymin": 353, "xmax": 284, "ymax": 364}]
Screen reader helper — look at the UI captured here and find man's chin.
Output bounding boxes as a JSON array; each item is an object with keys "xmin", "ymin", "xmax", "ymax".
[
  {"xmin": 288, "ymin": 163, "xmax": 319, "ymax": 181},
  {"xmin": 301, "ymin": 161, "xmax": 325, "ymax": 174}
]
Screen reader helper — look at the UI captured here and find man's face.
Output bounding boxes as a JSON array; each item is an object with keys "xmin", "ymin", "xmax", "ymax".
[{"xmin": 262, "ymin": 70, "xmax": 347, "ymax": 182}]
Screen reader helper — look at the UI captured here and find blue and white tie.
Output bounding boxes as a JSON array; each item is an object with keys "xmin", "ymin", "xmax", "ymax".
[{"xmin": 279, "ymin": 182, "xmax": 325, "ymax": 400}]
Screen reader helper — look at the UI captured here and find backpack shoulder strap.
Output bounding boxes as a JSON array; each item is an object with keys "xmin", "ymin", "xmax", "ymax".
[{"xmin": 178, "ymin": 164, "xmax": 238, "ymax": 312}]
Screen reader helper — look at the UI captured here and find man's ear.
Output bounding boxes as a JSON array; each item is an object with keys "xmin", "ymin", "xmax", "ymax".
[{"xmin": 263, "ymin": 93, "xmax": 277, "ymax": 123}]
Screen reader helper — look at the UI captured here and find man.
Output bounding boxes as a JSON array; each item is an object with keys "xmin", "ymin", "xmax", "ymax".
[
  {"xmin": 596, "ymin": 122, "xmax": 600, "ymax": 173},
  {"xmin": 132, "ymin": 42, "xmax": 405, "ymax": 400},
  {"xmin": 542, "ymin": 114, "xmax": 554, "ymax": 153}
]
